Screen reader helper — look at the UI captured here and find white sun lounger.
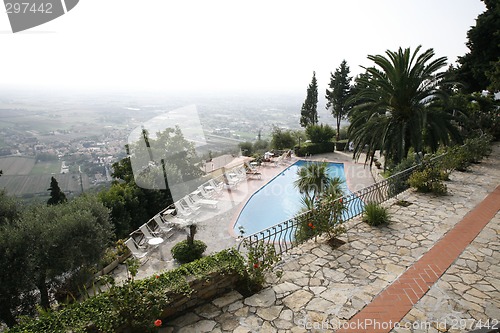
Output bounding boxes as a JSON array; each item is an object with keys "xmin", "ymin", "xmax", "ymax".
[
  {"xmin": 125, "ymin": 238, "xmax": 148, "ymax": 260},
  {"xmin": 189, "ymin": 193, "xmax": 218, "ymax": 209}
]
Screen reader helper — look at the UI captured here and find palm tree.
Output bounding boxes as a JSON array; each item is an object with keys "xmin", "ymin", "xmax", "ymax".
[
  {"xmin": 348, "ymin": 46, "xmax": 463, "ymax": 167},
  {"xmin": 294, "ymin": 162, "xmax": 329, "ymax": 204},
  {"xmin": 294, "ymin": 162, "xmax": 345, "ymax": 205},
  {"xmin": 324, "ymin": 177, "xmax": 345, "ymax": 200}
]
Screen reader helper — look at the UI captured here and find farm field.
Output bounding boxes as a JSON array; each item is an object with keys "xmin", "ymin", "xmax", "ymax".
[
  {"xmin": 0, "ymin": 156, "xmax": 35, "ymax": 175},
  {"xmin": 30, "ymin": 161, "xmax": 61, "ymax": 174},
  {"xmin": 0, "ymin": 173, "xmax": 90, "ymax": 197}
]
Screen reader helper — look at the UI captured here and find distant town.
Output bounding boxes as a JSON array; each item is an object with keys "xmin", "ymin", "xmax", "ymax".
[{"xmin": 0, "ymin": 89, "xmax": 339, "ymax": 200}]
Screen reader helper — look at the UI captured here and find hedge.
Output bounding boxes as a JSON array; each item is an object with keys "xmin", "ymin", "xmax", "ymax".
[{"xmin": 295, "ymin": 142, "xmax": 334, "ymax": 157}]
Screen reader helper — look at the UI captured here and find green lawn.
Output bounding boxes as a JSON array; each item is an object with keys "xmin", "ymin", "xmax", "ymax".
[{"xmin": 30, "ymin": 161, "xmax": 61, "ymax": 175}]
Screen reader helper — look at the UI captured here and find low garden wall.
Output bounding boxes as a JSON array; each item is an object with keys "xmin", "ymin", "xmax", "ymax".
[{"xmin": 161, "ymin": 271, "xmax": 241, "ymax": 318}]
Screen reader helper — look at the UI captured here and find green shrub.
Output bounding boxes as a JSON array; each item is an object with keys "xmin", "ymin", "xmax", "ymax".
[
  {"xmin": 240, "ymin": 240, "xmax": 281, "ymax": 293},
  {"xmin": 238, "ymin": 142, "xmax": 254, "ymax": 156},
  {"xmin": 463, "ymin": 135, "xmax": 493, "ymax": 163},
  {"xmin": 408, "ymin": 166, "xmax": 447, "ymax": 195},
  {"xmin": 7, "ymin": 249, "xmax": 245, "ymax": 333},
  {"xmin": 271, "ymin": 126, "xmax": 296, "ymax": 149},
  {"xmin": 305, "ymin": 124, "xmax": 335, "ymax": 143},
  {"xmin": 362, "ymin": 202, "xmax": 390, "ymax": 226},
  {"xmin": 295, "ymin": 142, "xmax": 334, "ymax": 157},
  {"xmin": 295, "ymin": 194, "xmax": 346, "ymax": 243},
  {"xmin": 441, "ymin": 135, "xmax": 492, "ymax": 172},
  {"xmin": 335, "ymin": 139, "xmax": 348, "ymax": 151},
  {"xmin": 171, "ymin": 240, "xmax": 207, "ymax": 264}
]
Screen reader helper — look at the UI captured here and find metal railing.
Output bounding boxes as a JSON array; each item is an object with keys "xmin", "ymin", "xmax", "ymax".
[{"xmin": 238, "ymin": 154, "xmax": 446, "ymax": 257}]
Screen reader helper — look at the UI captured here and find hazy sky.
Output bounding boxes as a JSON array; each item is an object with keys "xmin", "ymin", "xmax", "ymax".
[{"xmin": 0, "ymin": 0, "xmax": 486, "ymax": 94}]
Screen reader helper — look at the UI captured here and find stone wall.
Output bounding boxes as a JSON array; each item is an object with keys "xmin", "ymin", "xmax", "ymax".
[{"xmin": 160, "ymin": 271, "xmax": 241, "ymax": 318}]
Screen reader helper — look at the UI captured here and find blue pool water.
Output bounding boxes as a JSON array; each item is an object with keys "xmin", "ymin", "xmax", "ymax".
[{"xmin": 234, "ymin": 160, "xmax": 363, "ymax": 236}]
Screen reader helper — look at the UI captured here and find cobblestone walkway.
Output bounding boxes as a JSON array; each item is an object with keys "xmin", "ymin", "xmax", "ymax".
[
  {"xmin": 339, "ymin": 186, "xmax": 500, "ymax": 333},
  {"xmin": 160, "ymin": 144, "xmax": 500, "ymax": 333}
]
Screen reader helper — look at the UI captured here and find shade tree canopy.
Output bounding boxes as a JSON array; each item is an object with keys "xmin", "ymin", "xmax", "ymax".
[
  {"xmin": 456, "ymin": 0, "xmax": 500, "ymax": 93},
  {"xmin": 0, "ymin": 195, "xmax": 113, "ymax": 326}
]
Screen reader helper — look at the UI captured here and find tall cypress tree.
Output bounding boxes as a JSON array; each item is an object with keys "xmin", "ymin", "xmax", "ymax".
[
  {"xmin": 47, "ymin": 177, "xmax": 67, "ymax": 205},
  {"xmin": 300, "ymin": 71, "xmax": 319, "ymax": 127},
  {"xmin": 326, "ymin": 60, "xmax": 353, "ymax": 140}
]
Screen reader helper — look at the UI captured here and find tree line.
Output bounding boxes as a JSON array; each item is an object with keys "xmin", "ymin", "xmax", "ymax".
[{"xmin": 298, "ymin": 0, "xmax": 498, "ymax": 169}]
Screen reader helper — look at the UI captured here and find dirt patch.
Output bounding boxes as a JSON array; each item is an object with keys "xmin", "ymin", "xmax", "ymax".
[{"xmin": 326, "ymin": 237, "xmax": 346, "ymax": 249}]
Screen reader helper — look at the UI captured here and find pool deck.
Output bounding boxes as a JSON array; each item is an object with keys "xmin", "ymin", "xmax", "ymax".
[
  {"xmin": 157, "ymin": 143, "xmax": 500, "ymax": 332},
  {"xmin": 111, "ymin": 150, "xmax": 376, "ymax": 282}
]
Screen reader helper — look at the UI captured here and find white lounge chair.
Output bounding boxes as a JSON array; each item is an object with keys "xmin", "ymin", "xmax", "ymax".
[
  {"xmin": 244, "ymin": 163, "xmax": 262, "ymax": 179},
  {"xmin": 198, "ymin": 185, "xmax": 214, "ymax": 199},
  {"xmin": 189, "ymin": 193, "xmax": 218, "ymax": 209},
  {"xmin": 174, "ymin": 201, "xmax": 193, "ymax": 217},
  {"xmin": 234, "ymin": 166, "xmax": 247, "ymax": 181},
  {"xmin": 223, "ymin": 172, "xmax": 240, "ymax": 189},
  {"xmin": 139, "ymin": 224, "xmax": 161, "ymax": 241},
  {"xmin": 125, "ymin": 238, "xmax": 148, "ymax": 259},
  {"xmin": 153, "ymin": 216, "xmax": 174, "ymax": 236},
  {"xmin": 163, "ymin": 213, "xmax": 190, "ymax": 227},
  {"xmin": 182, "ymin": 196, "xmax": 201, "ymax": 212},
  {"xmin": 274, "ymin": 153, "xmax": 285, "ymax": 166},
  {"xmin": 207, "ymin": 179, "xmax": 224, "ymax": 194}
]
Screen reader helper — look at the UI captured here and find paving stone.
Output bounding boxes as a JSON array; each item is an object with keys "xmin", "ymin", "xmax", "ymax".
[
  {"xmin": 244, "ymin": 288, "xmax": 276, "ymax": 307},
  {"xmin": 242, "ymin": 314, "xmax": 263, "ymax": 328},
  {"xmin": 309, "ymin": 286, "xmax": 327, "ymax": 295},
  {"xmin": 260, "ymin": 321, "xmax": 278, "ymax": 333},
  {"xmin": 322, "ymin": 268, "xmax": 346, "ymax": 282},
  {"xmin": 233, "ymin": 326, "xmax": 251, "ymax": 333},
  {"xmin": 281, "ymin": 271, "xmax": 309, "ymax": 283},
  {"xmin": 177, "ymin": 319, "xmax": 216, "ymax": 333},
  {"xmin": 466, "ymin": 288, "xmax": 489, "ymax": 300},
  {"xmin": 169, "ymin": 312, "xmax": 201, "ymax": 327},
  {"xmin": 256, "ymin": 306, "xmax": 283, "ymax": 321},
  {"xmin": 282, "ymin": 290, "xmax": 313, "ymax": 312},
  {"xmin": 273, "ymin": 281, "xmax": 300, "ymax": 295},
  {"xmin": 305, "ymin": 297, "xmax": 334, "ymax": 314},
  {"xmin": 319, "ymin": 289, "xmax": 348, "ymax": 305},
  {"xmin": 273, "ymin": 318, "xmax": 294, "ymax": 330},
  {"xmin": 195, "ymin": 303, "xmax": 221, "ymax": 319},
  {"xmin": 311, "ymin": 247, "xmax": 329, "ymax": 258},
  {"xmin": 212, "ymin": 290, "xmax": 243, "ymax": 308},
  {"xmin": 234, "ymin": 306, "xmax": 249, "ymax": 317},
  {"xmin": 227, "ymin": 300, "xmax": 244, "ymax": 312},
  {"xmin": 279, "ymin": 309, "xmax": 293, "ymax": 321},
  {"xmin": 298, "ymin": 253, "xmax": 319, "ymax": 265},
  {"xmin": 308, "ymin": 277, "xmax": 323, "ymax": 286}
]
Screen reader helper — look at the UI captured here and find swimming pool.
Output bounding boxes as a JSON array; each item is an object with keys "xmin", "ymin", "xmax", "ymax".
[{"xmin": 234, "ymin": 160, "xmax": 363, "ymax": 236}]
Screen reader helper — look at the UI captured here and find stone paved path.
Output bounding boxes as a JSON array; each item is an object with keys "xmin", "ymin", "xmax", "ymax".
[
  {"xmin": 338, "ymin": 186, "xmax": 500, "ymax": 333},
  {"xmin": 159, "ymin": 144, "xmax": 499, "ymax": 333}
]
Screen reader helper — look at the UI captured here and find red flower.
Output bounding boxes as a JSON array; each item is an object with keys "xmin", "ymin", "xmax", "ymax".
[
  {"xmin": 156, "ymin": 275, "xmax": 160, "ymax": 279},
  {"xmin": 339, "ymin": 198, "xmax": 343, "ymax": 203},
  {"xmin": 253, "ymin": 263, "xmax": 259, "ymax": 269},
  {"xmin": 154, "ymin": 319, "xmax": 162, "ymax": 327},
  {"xmin": 308, "ymin": 223, "xmax": 313, "ymax": 228}
]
